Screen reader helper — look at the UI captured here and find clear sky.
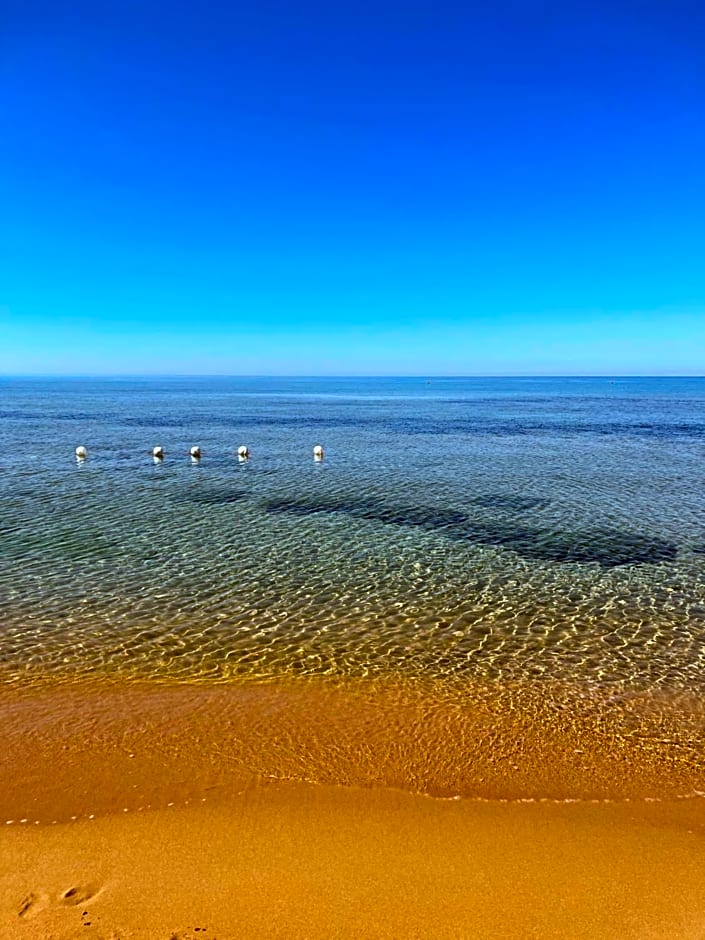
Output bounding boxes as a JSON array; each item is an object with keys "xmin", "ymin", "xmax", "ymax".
[{"xmin": 1, "ymin": 0, "xmax": 703, "ymax": 375}]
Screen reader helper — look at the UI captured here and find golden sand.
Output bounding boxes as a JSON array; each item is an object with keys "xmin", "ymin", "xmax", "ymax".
[{"xmin": 1, "ymin": 678, "xmax": 705, "ymax": 938}]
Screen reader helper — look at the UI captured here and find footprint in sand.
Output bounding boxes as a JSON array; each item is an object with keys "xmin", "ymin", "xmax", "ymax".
[
  {"xmin": 17, "ymin": 891, "xmax": 50, "ymax": 919},
  {"xmin": 59, "ymin": 882, "xmax": 102, "ymax": 906}
]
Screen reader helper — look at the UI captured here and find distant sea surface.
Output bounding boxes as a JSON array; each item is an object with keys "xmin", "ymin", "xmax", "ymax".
[{"xmin": 2, "ymin": 376, "xmax": 705, "ymax": 692}]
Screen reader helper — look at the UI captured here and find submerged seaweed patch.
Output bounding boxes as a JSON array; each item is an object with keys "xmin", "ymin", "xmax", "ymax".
[
  {"xmin": 264, "ymin": 496, "xmax": 677, "ymax": 568},
  {"xmin": 447, "ymin": 523, "xmax": 677, "ymax": 567},
  {"xmin": 264, "ymin": 496, "xmax": 467, "ymax": 530},
  {"xmin": 183, "ymin": 488, "xmax": 248, "ymax": 506},
  {"xmin": 470, "ymin": 493, "xmax": 549, "ymax": 512},
  {"xmin": 365, "ymin": 505, "xmax": 468, "ymax": 528}
]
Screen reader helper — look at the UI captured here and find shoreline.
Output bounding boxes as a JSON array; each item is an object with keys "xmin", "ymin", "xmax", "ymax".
[
  {"xmin": 2, "ymin": 675, "xmax": 705, "ymax": 816},
  {"xmin": 2, "ymin": 676, "xmax": 705, "ymax": 937}
]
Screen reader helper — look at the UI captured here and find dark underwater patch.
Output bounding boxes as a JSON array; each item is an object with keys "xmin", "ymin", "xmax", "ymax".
[
  {"xmin": 184, "ymin": 488, "xmax": 248, "ymax": 505},
  {"xmin": 470, "ymin": 493, "xmax": 549, "ymax": 512},
  {"xmin": 446, "ymin": 523, "xmax": 677, "ymax": 567},
  {"xmin": 264, "ymin": 496, "xmax": 677, "ymax": 567},
  {"xmin": 393, "ymin": 418, "xmax": 705, "ymax": 440},
  {"xmin": 120, "ymin": 414, "xmax": 383, "ymax": 430},
  {"xmin": 0, "ymin": 410, "xmax": 104, "ymax": 422},
  {"xmin": 365, "ymin": 504, "xmax": 468, "ymax": 527},
  {"xmin": 264, "ymin": 497, "xmax": 334, "ymax": 516},
  {"xmin": 264, "ymin": 496, "xmax": 467, "ymax": 529}
]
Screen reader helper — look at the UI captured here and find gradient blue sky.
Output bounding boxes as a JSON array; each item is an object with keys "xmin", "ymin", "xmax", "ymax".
[{"xmin": 1, "ymin": 0, "xmax": 704, "ymax": 375}]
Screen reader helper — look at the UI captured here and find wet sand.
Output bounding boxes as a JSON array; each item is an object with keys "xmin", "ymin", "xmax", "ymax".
[{"xmin": 1, "ymin": 678, "xmax": 705, "ymax": 938}]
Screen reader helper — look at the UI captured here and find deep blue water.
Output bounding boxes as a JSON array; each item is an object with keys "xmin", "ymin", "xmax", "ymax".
[{"xmin": 1, "ymin": 376, "xmax": 704, "ymax": 690}]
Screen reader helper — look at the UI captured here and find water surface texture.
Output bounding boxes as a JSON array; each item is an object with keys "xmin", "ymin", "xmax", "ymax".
[{"xmin": 2, "ymin": 376, "xmax": 704, "ymax": 691}]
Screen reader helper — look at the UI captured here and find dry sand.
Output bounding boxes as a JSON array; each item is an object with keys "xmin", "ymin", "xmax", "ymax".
[{"xmin": 1, "ymin": 678, "xmax": 704, "ymax": 939}]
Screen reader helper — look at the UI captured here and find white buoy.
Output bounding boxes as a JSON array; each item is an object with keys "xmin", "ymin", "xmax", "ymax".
[
  {"xmin": 189, "ymin": 446, "xmax": 202, "ymax": 459},
  {"xmin": 75, "ymin": 446, "xmax": 87, "ymax": 460},
  {"xmin": 152, "ymin": 446, "xmax": 164, "ymax": 459},
  {"xmin": 313, "ymin": 444, "xmax": 324, "ymax": 461},
  {"xmin": 237, "ymin": 445, "xmax": 250, "ymax": 461}
]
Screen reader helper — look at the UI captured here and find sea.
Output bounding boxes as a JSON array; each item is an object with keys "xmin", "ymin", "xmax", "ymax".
[{"xmin": 1, "ymin": 375, "xmax": 704, "ymax": 694}]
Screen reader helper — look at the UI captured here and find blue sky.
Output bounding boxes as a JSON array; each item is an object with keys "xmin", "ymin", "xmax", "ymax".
[{"xmin": 1, "ymin": 0, "xmax": 703, "ymax": 375}]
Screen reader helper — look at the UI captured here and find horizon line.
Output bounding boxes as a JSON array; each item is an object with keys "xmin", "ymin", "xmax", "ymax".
[{"xmin": 2, "ymin": 373, "xmax": 705, "ymax": 381}]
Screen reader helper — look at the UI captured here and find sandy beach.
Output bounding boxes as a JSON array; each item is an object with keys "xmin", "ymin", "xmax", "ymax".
[
  {"xmin": 3, "ymin": 781, "xmax": 705, "ymax": 940},
  {"xmin": 1, "ymin": 678, "xmax": 705, "ymax": 938}
]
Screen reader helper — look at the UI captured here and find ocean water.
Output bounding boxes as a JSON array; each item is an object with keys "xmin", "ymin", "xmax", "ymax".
[{"xmin": 1, "ymin": 376, "xmax": 704, "ymax": 692}]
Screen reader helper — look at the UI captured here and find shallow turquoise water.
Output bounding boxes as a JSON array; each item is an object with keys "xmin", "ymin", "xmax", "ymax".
[{"xmin": 1, "ymin": 376, "xmax": 704, "ymax": 689}]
